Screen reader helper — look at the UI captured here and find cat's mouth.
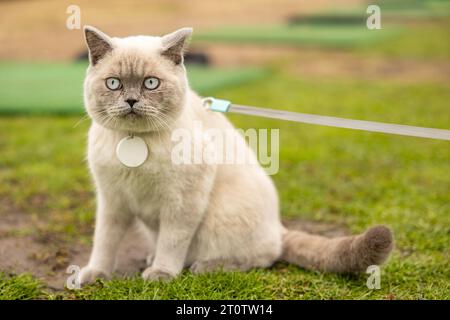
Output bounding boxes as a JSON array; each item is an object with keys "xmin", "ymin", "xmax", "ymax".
[
  {"xmin": 121, "ymin": 109, "xmax": 142, "ymax": 119},
  {"xmin": 101, "ymin": 107, "xmax": 170, "ymax": 131}
]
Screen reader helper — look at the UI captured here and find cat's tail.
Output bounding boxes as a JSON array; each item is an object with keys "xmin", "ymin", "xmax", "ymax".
[{"xmin": 281, "ymin": 225, "xmax": 394, "ymax": 273}]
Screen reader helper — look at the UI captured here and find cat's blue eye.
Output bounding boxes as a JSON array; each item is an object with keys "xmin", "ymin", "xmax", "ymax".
[
  {"xmin": 144, "ymin": 77, "xmax": 160, "ymax": 90},
  {"xmin": 105, "ymin": 77, "xmax": 122, "ymax": 90}
]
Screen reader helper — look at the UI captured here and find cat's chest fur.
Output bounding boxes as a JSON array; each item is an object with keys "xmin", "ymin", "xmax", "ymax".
[{"xmin": 88, "ymin": 124, "xmax": 178, "ymax": 220}]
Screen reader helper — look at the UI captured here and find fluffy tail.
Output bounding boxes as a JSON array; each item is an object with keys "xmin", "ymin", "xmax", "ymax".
[{"xmin": 281, "ymin": 225, "xmax": 394, "ymax": 273}]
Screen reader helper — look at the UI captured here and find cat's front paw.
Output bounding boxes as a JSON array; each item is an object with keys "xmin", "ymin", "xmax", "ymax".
[
  {"xmin": 78, "ymin": 266, "xmax": 109, "ymax": 286},
  {"xmin": 142, "ymin": 266, "xmax": 175, "ymax": 282}
]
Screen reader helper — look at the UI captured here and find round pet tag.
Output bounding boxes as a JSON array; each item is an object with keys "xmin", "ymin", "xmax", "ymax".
[{"xmin": 116, "ymin": 135, "xmax": 148, "ymax": 168}]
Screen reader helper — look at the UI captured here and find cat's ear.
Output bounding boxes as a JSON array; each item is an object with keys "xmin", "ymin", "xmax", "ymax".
[
  {"xmin": 161, "ymin": 27, "xmax": 193, "ymax": 65},
  {"xmin": 84, "ymin": 26, "xmax": 114, "ymax": 66}
]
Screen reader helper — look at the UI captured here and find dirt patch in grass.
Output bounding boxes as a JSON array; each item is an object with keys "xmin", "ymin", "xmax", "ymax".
[
  {"xmin": 0, "ymin": 200, "xmax": 153, "ymax": 290},
  {"xmin": 0, "ymin": 197, "xmax": 348, "ymax": 290},
  {"xmin": 0, "ymin": 201, "xmax": 86, "ymax": 290},
  {"xmin": 0, "ymin": 219, "xmax": 153, "ymax": 290}
]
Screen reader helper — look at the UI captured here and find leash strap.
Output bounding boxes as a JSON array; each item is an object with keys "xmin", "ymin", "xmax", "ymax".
[{"xmin": 202, "ymin": 97, "xmax": 450, "ymax": 141}]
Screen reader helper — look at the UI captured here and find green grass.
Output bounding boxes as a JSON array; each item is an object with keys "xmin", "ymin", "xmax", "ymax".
[
  {"xmin": 64, "ymin": 261, "xmax": 450, "ymax": 300},
  {"xmin": 0, "ymin": 72, "xmax": 448, "ymax": 299},
  {"xmin": 0, "ymin": 63, "xmax": 266, "ymax": 115},
  {"xmin": 0, "ymin": 273, "xmax": 45, "ymax": 300}
]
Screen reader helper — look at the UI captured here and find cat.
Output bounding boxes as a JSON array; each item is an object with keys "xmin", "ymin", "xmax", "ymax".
[{"xmin": 78, "ymin": 25, "xmax": 394, "ymax": 284}]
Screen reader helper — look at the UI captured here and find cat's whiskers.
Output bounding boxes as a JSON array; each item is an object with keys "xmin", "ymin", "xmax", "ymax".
[
  {"xmin": 97, "ymin": 109, "xmax": 116, "ymax": 129},
  {"xmin": 73, "ymin": 113, "xmax": 91, "ymax": 128},
  {"xmin": 147, "ymin": 113, "xmax": 166, "ymax": 145},
  {"xmin": 153, "ymin": 110, "xmax": 172, "ymax": 131},
  {"xmin": 150, "ymin": 110, "xmax": 173, "ymax": 143}
]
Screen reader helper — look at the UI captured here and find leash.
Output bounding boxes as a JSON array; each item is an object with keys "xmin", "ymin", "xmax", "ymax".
[{"xmin": 202, "ymin": 97, "xmax": 450, "ymax": 141}]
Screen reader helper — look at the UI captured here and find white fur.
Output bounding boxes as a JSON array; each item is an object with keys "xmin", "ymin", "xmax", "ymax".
[{"xmin": 79, "ymin": 30, "xmax": 283, "ymax": 283}]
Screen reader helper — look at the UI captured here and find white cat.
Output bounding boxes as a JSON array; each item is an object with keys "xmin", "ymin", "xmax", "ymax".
[{"xmin": 79, "ymin": 26, "xmax": 393, "ymax": 284}]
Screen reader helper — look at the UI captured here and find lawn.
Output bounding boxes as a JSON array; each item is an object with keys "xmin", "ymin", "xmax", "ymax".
[
  {"xmin": 0, "ymin": 70, "xmax": 448, "ymax": 299},
  {"xmin": 0, "ymin": 20, "xmax": 449, "ymax": 300}
]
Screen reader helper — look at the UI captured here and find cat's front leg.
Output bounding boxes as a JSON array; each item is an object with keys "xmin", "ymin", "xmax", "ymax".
[
  {"xmin": 142, "ymin": 196, "xmax": 207, "ymax": 281},
  {"xmin": 79, "ymin": 201, "xmax": 132, "ymax": 285}
]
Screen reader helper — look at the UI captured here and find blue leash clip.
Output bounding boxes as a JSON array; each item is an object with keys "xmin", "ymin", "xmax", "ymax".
[{"xmin": 202, "ymin": 97, "xmax": 231, "ymax": 113}]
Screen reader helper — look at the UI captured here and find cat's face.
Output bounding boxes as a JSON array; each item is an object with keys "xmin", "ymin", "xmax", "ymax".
[{"xmin": 83, "ymin": 26, "xmax": 192, "ymax": 132}]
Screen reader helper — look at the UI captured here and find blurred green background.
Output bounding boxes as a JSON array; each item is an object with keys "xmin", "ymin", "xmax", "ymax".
[{"xmin": 0, "ymin": 0, "xmax": 449, "ymax": 300}]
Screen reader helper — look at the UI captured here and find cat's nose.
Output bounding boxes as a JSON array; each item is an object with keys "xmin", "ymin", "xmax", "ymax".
[{"xmin": 125, "ymin": 99, "xmax": 138, "ymax": 108}]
